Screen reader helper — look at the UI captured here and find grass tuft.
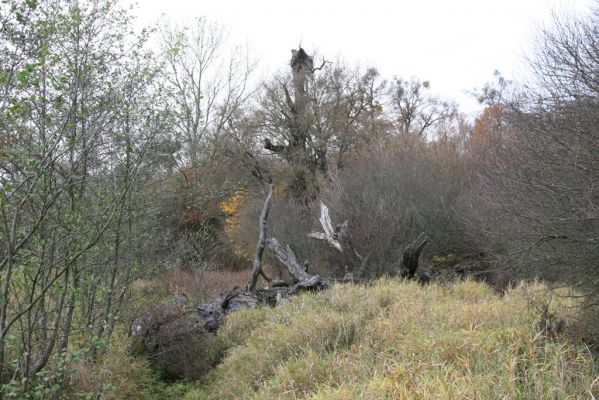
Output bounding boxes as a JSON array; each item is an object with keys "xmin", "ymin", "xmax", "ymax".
[{"xmin": 186, "ymin": 279, "xmax": 598, "ymax": 400}]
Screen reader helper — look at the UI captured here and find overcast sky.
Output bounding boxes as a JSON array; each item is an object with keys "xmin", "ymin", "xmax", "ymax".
[{"xmin": 128, "ymin": 0, "xmax": 593, "ymax": 115}]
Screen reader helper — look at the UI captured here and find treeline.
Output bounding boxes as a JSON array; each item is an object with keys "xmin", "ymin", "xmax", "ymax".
[{"xmin": 0, "ymin": 0, "xmax": 597, "ymax": 397}]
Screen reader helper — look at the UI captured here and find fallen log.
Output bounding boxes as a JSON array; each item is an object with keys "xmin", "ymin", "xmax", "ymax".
[
  {"xmin": 130, "ymin": 190, "xmax": 332, "ymax": 378},
  {"xmin": 193, "ymin": 238, "xmax": 330, "ymax": 333},
  {"xmin": 266, "ymin": 237, "xmax": 330, "ymax": 294},
  {"xmin": 130, "ymin": 192, "xmax": 431, "ymax": 379}
]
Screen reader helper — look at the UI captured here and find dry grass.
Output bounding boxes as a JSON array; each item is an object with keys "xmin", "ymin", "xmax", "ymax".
[
  {"xmin": 64, "ymin": 334, "xmax": 163, "ymax": 400},
  {"xmin": 186, "ymin": 279, "xmax": 598, "ymax": 400},
  {"xmin": 132, "ymin": 265, "xmax": 253, "ymax": 308},
  {"xmin": 201, "ymin": 268, "xmax": 252, "ymax": 297}
]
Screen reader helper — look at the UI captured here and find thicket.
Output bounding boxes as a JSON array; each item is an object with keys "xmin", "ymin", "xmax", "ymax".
[{"xmin": 464, "ymin": 7, "xmax": 599, "ymax": 321}]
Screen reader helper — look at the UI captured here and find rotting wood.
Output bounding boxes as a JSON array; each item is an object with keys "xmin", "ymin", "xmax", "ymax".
[
  {"xmin": 266, "ymin": 238, "xmax": 311, "ymax": 282},
  {"xmin": 131, "ymin": 194, "xmax": 433, "ymax": 377},
  {"xmin": 401, "ymin": 233, "xmax": 430, "ymax": 279},
  {"xmin": 308, "ymin": 202, "xmax": 343, "ymax": 252}
]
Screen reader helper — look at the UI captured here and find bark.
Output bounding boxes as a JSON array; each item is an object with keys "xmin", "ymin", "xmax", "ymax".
[
  {"xmin": 30, "ymin": 268, "xmax": 69, "ymax": 375},
  {"xmin": 266, "ymin": 238, "xmax": 311, "ymax": 282},
  {"xmin": 264, "ymin": 47, "xmax": 314, "ymax": 167},
  {"xmin": 247, "ymin": 184, "xmax": 274, "ymax": 292},
  {"xmin": 130, "ymin": 201, "xmax": 435, "ymax": 380},
  {"xmin": 401, "ymin": 233, "xmax": 430, "ymax": 279},
  {"xmin": 132, "ymin": 193, "xmax": 331, "ymax": 341}
]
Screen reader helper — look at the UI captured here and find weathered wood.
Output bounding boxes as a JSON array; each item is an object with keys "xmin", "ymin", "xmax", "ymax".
[
  {"xmin": 264, "ymin": 47, "xmax": 314, "ymax": 165},
  {"xmin": 266, "ymin": 238, "xmax": 311, "ymax": 282},
  {"xmin": 196, "ymin": 286, "xmax": 275, "ymax": 332},
  {"xmin": 267, "ymin": 237, "xmax": 330, "ymax": 293},
  {"xmin": 247, "ymin": 184, "xmax": 274, "ymax": 292},
  {"xmin": 188, "ymin": 236, "xmax": 332, "ymax": 333},
  {"xmin": 308, "ymin": 203, "xmax": 343, "ymax": 251},
  {"xmin": 401, "ymin": 233, "xmax": 430, "ymax": 279},
  {"xmin": 132, "ymin": 196, "xmax": 345, "ymax": 379},
  {"xmin": 308, "ymin": 202, "xmax": 365, "ymax": 273},
  {"xmin": 287, "ymin": 274, "xmax": 329, "ymax": 294}
]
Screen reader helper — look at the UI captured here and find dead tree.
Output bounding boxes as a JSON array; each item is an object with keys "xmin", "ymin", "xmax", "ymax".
[
  {"xmin": 400, "ymin": 233, "xmax": 430, "ymax": 283},
  {"xmin": 130, "ymin": 194, "xmax": 432, "ymax": 379},
  {"xmin": 132, "ymin": 192, "xmax": 332, "ymax": 340},
  {"xmin": 264, "ymin": 47, "xmax": 314, "ymax": 165},
  {"xmin": 308, "ymin": 202, "xmax": 365, "ymax": 275},
  {"xmin": 247, "ymin": 184, "xmax": 274, "ymax": 292},
  {"xmin": 266, "ymin": 238, "xmax": 328, "ymax": 293}
]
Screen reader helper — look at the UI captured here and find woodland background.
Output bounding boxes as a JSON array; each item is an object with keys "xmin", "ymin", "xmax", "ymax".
[{"xmin": 0, "ymin": 0, "xmax": 598, "ymax": 397}]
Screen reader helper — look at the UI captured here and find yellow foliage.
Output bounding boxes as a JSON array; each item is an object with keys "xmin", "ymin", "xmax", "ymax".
[
  {"xmin": 219, "ymin": 189, "xmax": 247, "ymax": 216},
  {"xmin": 274, "ymin": 182, "xmax": 286, "ymax": 199},
  {"xmin": 219, "ymin": 189, "xmax": 252, "ymax": 260}
]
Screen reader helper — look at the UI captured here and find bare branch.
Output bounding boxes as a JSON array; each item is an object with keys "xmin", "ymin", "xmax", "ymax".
[{"xmin": 312, "ymin": 59, "xmax": 331, "ymax": 73}]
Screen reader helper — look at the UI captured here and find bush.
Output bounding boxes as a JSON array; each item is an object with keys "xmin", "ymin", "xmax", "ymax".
[
  {"xmin": 63, "ymin": 335, "xmax": 177, "ymax": 400},
  {"xmin": 466, "ymin": 8, "xmax": 599, "ymax": 304},
  {"xmin": 230, "ymin": 135, "xmax": 478, "ymax": 280},
  {"xmin": 322, "ymin": 136, "xmax": 477, "ymax": 277}
]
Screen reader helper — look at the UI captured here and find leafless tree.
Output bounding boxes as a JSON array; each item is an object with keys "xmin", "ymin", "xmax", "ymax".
[
  {"xmin": 470, "ymin": 4, "xmax": 599, "ymax": 301},
  {"xmin": 388, "ymin": 77, "xmax": 457, "ymax": 137},
  {"xmin": 158, "ymin": 17, "xmax": 256, "ymax": 166}
]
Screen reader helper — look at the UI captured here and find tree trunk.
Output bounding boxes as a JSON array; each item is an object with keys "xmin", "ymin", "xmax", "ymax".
[
  {"xmin": 264, "ymin": 48, "xmax": 315, "ymax": 168},
  {"xmin": 130, "ymin": 200, "xmax": 433, "ymax": 380},
  {"xmin": 308, "ymin": 202, "xmax": 365, "ymax": 274},
  {"xmin": 401, "ymin": 233, "xmax": 430, "ymax": 280},
  {"xmin": 247, "ymin": 184, "xmax": 274, "ymax": 292}
]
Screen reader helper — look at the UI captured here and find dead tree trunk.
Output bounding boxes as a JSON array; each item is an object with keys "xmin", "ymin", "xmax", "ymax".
[
  {"xmin": 401, "ymin": 233, "xmax": 430, "ymax": 280},
  {"xmin": 247, "ymin": 184, "xmax": 274, "ymax": 292},
  {"xmin": 133, "ymin": 198, "xmax": 331, "ymax": 339},
  {"xmin": 308, "ymin": 202, "xmax": 365, "ymax": 275},
  {"xmin": 130, "ymin": 197, "xmax": 433, "ymax": 379},
  {"xmin": 264, "ymin": 47, "xmax": 314, "ymax": 166},
  {"xmin": 266, "ymin": 238, "xmax": 329, "ymax": 293}
]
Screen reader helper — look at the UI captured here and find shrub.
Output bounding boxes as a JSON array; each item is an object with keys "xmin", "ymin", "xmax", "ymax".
[
  {"xmin": 63, "ymin": 335, "xmax": 168, "ymax": 400},
  {"xmin": 322, "ymin": 136, "xmax": 477, "ymax": 277},
  {"xmin": 465, "ymin": 8, "xmax": 599, "ymax": 309}
]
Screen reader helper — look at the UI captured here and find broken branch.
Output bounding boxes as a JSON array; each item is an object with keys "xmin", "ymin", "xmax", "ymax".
[
  {"xmin": 266, "ymin": 238, "xmax": 311, "ymax": 282},
  {"xmin": 308, "ymin": 202, "xmax": 343, "ymax": 252}
]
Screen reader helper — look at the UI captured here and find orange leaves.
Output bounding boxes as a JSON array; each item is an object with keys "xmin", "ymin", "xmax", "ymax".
[{"xmin": 468, "ymin": 104, "xmax": 505, "ymax": 158}]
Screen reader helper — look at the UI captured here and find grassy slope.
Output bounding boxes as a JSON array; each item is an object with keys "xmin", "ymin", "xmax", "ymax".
[{"xmin": 187, "ymin": 279, "xmax": 598, "ymax": 400}]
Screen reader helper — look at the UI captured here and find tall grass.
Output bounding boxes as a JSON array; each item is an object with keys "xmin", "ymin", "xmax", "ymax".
[{"xmin": 187, "ymin": 279, "xmax": 598, "ymax": 399}]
